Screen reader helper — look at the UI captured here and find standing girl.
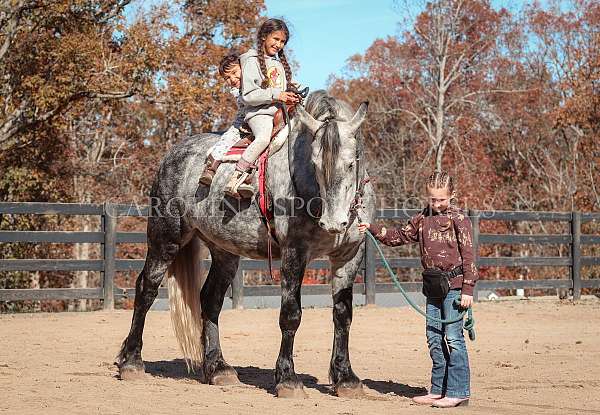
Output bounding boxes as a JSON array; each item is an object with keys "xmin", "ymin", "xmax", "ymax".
[
  {"xmin": 359, "ymin": 171, "xmax": 478, "ymax": 408},
  {"xmin": 225, "ymin": 18, "xmax": 301, "ymax": 199}
]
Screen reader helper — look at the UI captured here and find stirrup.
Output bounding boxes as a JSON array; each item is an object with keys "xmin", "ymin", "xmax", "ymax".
[{"xmin": 225, "ymin": 169, "xmax": 255, "ymax": 199}]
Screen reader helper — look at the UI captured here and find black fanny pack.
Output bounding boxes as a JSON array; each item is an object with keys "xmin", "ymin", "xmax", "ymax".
[{"xmin": 421, "ymin": 265, "xmax": 463, "ymax": 299}]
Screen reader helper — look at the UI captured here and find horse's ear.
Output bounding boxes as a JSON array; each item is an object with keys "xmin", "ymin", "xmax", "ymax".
[
  {"xmin": 296, "ymin": 105, "xmax": 323, "ymax": 136},
  {"xmin": 345, "ymin": 101, "xmax": 369, "ymax": 134}
]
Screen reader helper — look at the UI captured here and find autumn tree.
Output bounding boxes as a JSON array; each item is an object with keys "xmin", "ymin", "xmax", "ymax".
[
  {"xmin": 482, "ymin": 0, "xmax": 600, "ymax": 213},
  {"xmin": 390, "ymin": 0, "xmax": 519, "ymax": 173},
  {"xmin": 330, "ymin": 0, "xmax": 518, "ymax": 206},
  {"xmin": 0, "ymin": 0, "xmax": 265, "ymax": 310}
]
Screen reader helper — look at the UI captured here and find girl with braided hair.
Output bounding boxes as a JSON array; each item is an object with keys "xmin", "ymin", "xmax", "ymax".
[
  {"xmin": 225, "ymin": 18, "xmax": 303, "ymax": 199},
  {"xmin": 359, "ymin": 171, "xmax": 478, "ymax": 408}
]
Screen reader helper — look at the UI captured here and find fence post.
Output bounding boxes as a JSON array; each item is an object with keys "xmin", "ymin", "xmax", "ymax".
[
  {"xmin": 231, "ymin": 268, "xmax": 244, "ymax": 309},
  {"xmin": 103, "ymin": 203, "xmax": 116, "ymax": 310},
  {"xmin": 571, "ymin": 211, "xmax": 582, "ymax": 301},
  {"xmin": 469, "ymin": 209, "xmax": 480, "ymax": 302},
  {"xmin": 364, "ymin": 237, "xmax": 376, "ymax": 305}
]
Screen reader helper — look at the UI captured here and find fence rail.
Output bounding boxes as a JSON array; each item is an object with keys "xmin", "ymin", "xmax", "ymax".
[{"xmin": 1, "ymin": 202, "xmax": 599, "ymax": 309}]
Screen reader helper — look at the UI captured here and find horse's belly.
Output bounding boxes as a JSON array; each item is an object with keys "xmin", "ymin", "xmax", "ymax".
[{"xmin": 190, "ymin": 195, "xmax": 281, "ymax": 259}]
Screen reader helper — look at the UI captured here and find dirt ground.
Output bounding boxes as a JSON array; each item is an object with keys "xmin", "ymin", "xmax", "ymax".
[{"xmin": 1, "ymin": 298, "xmax": 599, "ymax": 415}]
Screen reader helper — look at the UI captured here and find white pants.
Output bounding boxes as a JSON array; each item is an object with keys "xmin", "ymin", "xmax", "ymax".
[
  {"xmin": 210, "ymin": 125, "xmax": 241, "ymax": 161},
  {"xmin": 242, "ymin": 114, "xmax": 273, "ymax": 164}
]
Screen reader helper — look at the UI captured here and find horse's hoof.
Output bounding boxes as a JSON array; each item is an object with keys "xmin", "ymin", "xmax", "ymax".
[
  {"xmin": 119, "ymin": 366, "xmax": 146, "ymax": 381},
  {"xmin": 275, "ymin": 383, "xmax": 308, "ymax": 399},
  {"xmin": 211, "ymin": 371, "xmax": 240, "ymax": 386},
  {"xmin": 335, "ymin": 381, "xmax": 365, "ymax": 398}
]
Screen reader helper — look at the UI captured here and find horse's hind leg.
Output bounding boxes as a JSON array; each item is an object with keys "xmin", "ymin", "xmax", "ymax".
[
  {"xmin": 201, "ymin": 246, "xmax": 241, "ymax": 385},
  {"xmin": 116, "ymin": 218, "xmax": 181, "ymax": 379},
  {"xmin": 329, "ymin": 242, "xmax": 365, "ymax": 397}
]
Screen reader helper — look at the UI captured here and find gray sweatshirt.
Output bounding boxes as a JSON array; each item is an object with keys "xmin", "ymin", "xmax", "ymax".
[{"xmin": 239, "ymin": 48, "xmax": 291, "ymax": 122}]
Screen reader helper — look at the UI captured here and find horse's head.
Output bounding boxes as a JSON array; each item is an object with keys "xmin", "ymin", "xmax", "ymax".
[{"xmin": 297, "ymin": 93, "xmax": 368, "ymax": 234}]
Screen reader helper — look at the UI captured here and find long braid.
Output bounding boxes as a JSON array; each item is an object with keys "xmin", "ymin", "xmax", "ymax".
[
  {"xmin": 256, "ymin": 37, "xmax": 270, "ymax": 88},
  {"xmin": 277, "ymin": 49, "xmax": 294, "ymax": 91}
]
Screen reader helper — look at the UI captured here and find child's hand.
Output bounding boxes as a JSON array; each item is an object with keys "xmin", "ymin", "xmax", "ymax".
[
  {"xmin": 277, "ymin": 91, "xmax": 300, "ymax": 105},
  {"xmin": 460, "ymin": 294, "xmax": 473, "ymax": 309},
  {"xmin": 358, "ymin": 222, "xmax": 370, "ymax": 234}
]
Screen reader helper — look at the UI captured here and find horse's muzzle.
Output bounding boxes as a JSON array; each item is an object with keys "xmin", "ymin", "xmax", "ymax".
[{"xmin": 318, "ymin": 220, "xmax": 348, "ymax": 234}]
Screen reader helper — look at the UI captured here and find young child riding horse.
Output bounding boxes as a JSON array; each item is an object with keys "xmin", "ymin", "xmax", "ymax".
[
  {"xmin": 199, "ymin": 18, "xmax": 304, "ymax": 199},
  {"xmin": 198, "ymin": 53, "xmax": 244, "ymax": 187}
]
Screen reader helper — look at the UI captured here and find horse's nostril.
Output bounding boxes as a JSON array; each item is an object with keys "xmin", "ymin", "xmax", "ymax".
[
  {"xmin": 318, "ymin": 221, "xmax": 325, "ymax": 229},
  {"xmin": 340, "ymin": 221, "xmax": 348, "ymax": 228}
]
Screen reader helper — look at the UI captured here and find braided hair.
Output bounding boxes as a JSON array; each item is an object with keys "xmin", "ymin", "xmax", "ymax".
[
  {"xmin": 256, "ymin": 18, "xmax": 293, "ymax": 90},
  {"xmin": 426, "ymin": 171, "xmax": 457, "ymax": 220},
  {"xmin": 426, "ymin": 171, "xmax": 455, "ymax": 193}
]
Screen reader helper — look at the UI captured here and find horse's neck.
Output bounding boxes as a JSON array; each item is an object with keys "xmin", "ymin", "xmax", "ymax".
[{"xmin": 268, "ymin": 128, "xmax": 319, "ymax": 202}]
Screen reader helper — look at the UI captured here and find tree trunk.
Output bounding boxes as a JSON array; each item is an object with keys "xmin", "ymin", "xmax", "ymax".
[{"xmin": 71, "ymin": 175, "xmax": 92, "ymax": 311}]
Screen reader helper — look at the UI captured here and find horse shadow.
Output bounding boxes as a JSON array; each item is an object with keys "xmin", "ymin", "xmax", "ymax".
[
  {"xmin": 144, "ymin": 360, "xmax": 330, "ymax": 395},
  {"xmin": 143, "ymin": 359, "xmax": 203, "ymax": 381},
  {"xmin": 362, "ymin": 378, "xmax": 427, "ymax": 398}
]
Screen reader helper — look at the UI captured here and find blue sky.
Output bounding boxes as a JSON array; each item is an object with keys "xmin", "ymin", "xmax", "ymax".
[
  {"xmin": 264, "ymin": 0, "xmax": 400, "ymax": 90},
  {"xmin": 264, "ymin": 0, "xmax": 523, "ymax": 90},
  {"xmin": 124, "ymin": 0, "xmax": 539, "ymax": 90}
]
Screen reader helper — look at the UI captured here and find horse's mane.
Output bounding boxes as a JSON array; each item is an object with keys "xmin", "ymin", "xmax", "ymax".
[{"xmin": 304, "ymin": 91, "xmax": 342, "ymax": 187}]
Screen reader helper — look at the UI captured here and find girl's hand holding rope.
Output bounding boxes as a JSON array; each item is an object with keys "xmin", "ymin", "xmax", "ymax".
[
  {"xmin": 460, "ymin": 294, "xmax": 473, "ymax": 309},
  {"xmin": 358, "ymin": 222, "xmax": 370, "ymax": 234},
  {"xmin": 277, "ymin": 91, "xmax": 300, "ymax": 105}
]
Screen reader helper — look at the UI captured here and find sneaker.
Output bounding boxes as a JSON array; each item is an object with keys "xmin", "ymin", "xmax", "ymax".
[
  {"xmin": 224, "ymin": 169, "xmax": 255, "ymax": 199},
  {"xmin": 199, "ymin": 155, "xmax": 221, "ymax": 186},
  {"xmin": 431, "ymin": 397, "xmax": 469, "ymax": 408},
  {"xmin": 411, "ymin": 393, "xmax": 443, "ymax": 405}
]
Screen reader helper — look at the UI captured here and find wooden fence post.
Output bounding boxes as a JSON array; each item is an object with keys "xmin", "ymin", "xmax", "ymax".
[
  {"xmin": 469, "ymin": 209, "xmax": 480, "ymax": 302},
  {"xmin": 364, "ymin": 237, "xmax": 376, "ymax": 305},
  {"xmin": 231, "ymin": 268, "xmax": 244, "ymax": 309},
  {"xmin": 571, "ymin": 211, "xmax": 582, "ymax": 301},
  {"xmin": 103, "ymin": 203, "xmax": 116, "ymax": 310}
]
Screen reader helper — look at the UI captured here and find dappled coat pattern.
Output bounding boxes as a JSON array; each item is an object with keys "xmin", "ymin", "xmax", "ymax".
[{"xmin": 369, "ymin": 205, "xmax": 478, "ymax": 295}]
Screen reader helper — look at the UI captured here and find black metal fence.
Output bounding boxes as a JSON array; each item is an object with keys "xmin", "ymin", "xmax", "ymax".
[{"xmin": 1, "ymin": 202, "xmax": 599, "ymax": 310}]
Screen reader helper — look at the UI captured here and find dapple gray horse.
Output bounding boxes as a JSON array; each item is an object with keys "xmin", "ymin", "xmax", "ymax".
[{"xmin": 116, "ymin": 90, "xmax": 375, "ymax": 398}]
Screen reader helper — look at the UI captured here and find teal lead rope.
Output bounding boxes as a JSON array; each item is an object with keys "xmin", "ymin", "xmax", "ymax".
[{"xmin": 364, "ymin": 231, "xmax": 476, "ymax": 341}]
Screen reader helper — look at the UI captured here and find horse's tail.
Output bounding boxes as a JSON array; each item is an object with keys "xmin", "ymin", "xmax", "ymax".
[{"xmin": 167, "ymin": 235, "xmax": 207, "ymax": 372}]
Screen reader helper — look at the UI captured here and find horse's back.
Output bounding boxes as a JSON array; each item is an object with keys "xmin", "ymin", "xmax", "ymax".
[{"xmin": 151, "ymin": 133, "xmax": 219, "ymax": 198}]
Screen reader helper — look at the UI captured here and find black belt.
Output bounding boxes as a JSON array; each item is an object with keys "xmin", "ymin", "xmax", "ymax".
[{"xmin": 446, "ymin": 265, "xmax": 464, "ymax": 279}]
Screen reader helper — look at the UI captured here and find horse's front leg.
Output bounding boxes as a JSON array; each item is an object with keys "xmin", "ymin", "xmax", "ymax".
[
  {"xmin": 274, "ymin": 245, "xmax": 308, "ymax": 398},
  {"xmin": 329, "ymin": 242, "xmax": 365, "ymax": 397}
]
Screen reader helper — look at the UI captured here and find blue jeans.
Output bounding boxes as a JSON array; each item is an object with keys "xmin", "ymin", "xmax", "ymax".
[{"xmin": 426, "ymin": 289, "xmax": 470, "ymax": 398}]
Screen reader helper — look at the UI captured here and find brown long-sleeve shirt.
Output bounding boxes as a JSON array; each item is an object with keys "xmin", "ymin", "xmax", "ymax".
[{"xmin": 369, "ymin": 205, "xmax": 478, "ymax": 296}]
